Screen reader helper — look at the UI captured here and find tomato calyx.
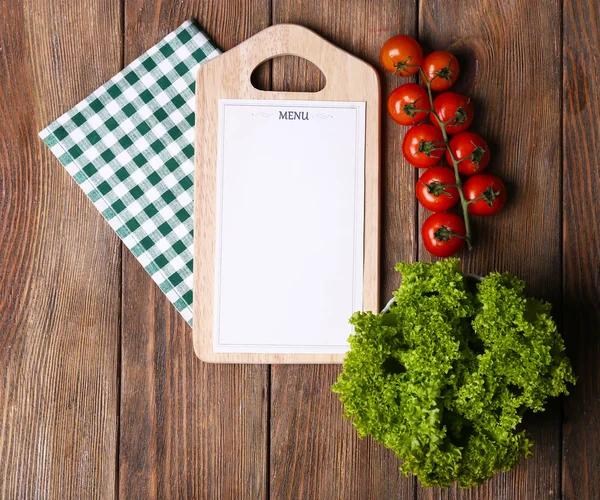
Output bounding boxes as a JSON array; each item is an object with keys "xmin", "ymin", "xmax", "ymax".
[
  {"xmin": 393, "ymin": 56, "xmax": 418, "ymax": 75},
  {"xmin": 421, "ymin": 180, "xmax": 455, "ymax": 197},
  {"xmin": 435, "ymin": 58, "xmax": 455, "ymax": 82},
  {"xmin": 469, "ymin": 145, "xmax": 487, "ymax": 168},
  {"xmin": 468, "ymin": 186, "xmax": 501, "ymax": 206},
  {"xmin": 418, "ymin": 140, "xmax": 445, "ymax": 157},
  {"xmin": 433, "ymin": 225, "xmax": 464, "ymax": 242},
  {"xmin": 402, "ymin": 97, "xmax": 426, "ymax": 118},
  {"xmin": 450, "ymin": 104, "xmax": 470, "ymax": 126}
]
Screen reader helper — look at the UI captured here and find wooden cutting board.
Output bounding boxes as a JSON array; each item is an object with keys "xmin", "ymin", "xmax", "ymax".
[{"xmin": 193, "ymin": 24, "xmax": 380, "ymax": 363}]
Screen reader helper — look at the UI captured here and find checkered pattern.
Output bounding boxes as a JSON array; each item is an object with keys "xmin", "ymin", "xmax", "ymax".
[{"xmin": 39, "ymin": 21, "xmax": 221, "ymax": 325}]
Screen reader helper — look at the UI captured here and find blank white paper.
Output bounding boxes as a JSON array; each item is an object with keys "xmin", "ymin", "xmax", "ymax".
[{"xmin": 213, "ymin": 99, "xmax": 366, "ymax": 354}]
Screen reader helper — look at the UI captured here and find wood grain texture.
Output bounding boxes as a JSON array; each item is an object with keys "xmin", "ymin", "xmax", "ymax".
[
  {"xmin": 119, "ymin": 2, "xmax": 271, "ymax": 498},
  {"xmin": 268, "ymin": 0, "xmax": 417, "ymax": 497},
  {"xmin": 416, "ymin": 0, "xmax": 563, "ymax": 498},
  {"xmin": 2, "ymin": 0, "xmax": 599, "ymax": 498},
  {"xmin": 562, "ymin": 0, "xmax": 600, "ymax": 498},
  {"xmin": 193, "ymin": 23, "xmax": 380, "ymax": 364},
  {"xmin": 0, "ymin": 0, "xmax": 122, "ymax": 498}
]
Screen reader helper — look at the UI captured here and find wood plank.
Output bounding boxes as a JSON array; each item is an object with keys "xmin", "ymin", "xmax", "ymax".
[
  {"xmin": 0, "ymin": 0, "xmax": 122, "ymax": 498},
  {"xmin": 119, "ymin": 2, "xmax": 271, "ymax": 498},
  {"xmin": 269, "ymin": 0, "xmax": 417, "ymax": 497},
  {"xmin": 562, "ymin": 0, "xmax": 600, "ymax": 498},
  {"xmin": 416, "ymin": 0, "xmax": 563, "ymax": 497}
]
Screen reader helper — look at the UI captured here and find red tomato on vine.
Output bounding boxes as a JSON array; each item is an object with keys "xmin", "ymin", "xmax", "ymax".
[
  {"xmin": 416, "ymin": 167, "xmax": 460, "ymax": 212},
  {"xmin": 463, "ymin": 174, "xmax": 507, "ymax": 216},
  {"xmin": 380, "ymin": 35, "xmax": 424, "ymax": 76},
  {"xmin": 402, "ymin": 124, "xmax": 445, "ymax": 168},
  {"xmin": 388, "ymin": 83, "xmax": 430, "ymax": 126},
  {"xmin": 421, "ymin": 51, "xmax": 460, "ymax": 92},
  {"xmin": 447, "ymin": 132, "xmax": 490, "ymax": 175},
  {"xmin": 421, "ymin": 212, "xmax": 466, "ymax": 257},
  {"xmin": 431, "ymin": 92, "xmax": 474, "ymax": 134}
]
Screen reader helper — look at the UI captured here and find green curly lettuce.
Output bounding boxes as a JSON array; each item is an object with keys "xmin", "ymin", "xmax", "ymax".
[{"xmin": 332, "ymin": 259, "xmax": 576, "ymax": 488}]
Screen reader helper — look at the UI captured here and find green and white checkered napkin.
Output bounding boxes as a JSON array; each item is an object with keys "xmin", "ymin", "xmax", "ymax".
[{"xmin": 39, "ymin": 21, "xmax": 221, "ymax": 325}]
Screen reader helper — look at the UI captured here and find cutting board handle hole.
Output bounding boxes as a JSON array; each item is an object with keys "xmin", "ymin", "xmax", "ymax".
[{"xmin": 250, "ymin": 55, "xmax": 326, "ymax": 93}]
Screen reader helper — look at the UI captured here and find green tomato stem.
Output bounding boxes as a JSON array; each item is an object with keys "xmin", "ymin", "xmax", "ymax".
[{"xmin": 419, "ymin": 67, "xmax": 473, "ymax": 250}]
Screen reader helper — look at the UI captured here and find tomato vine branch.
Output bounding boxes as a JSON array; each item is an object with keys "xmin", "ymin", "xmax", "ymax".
[{"xmin": 419, "ymin": 67, "xmax": 473, "ymax": 250}]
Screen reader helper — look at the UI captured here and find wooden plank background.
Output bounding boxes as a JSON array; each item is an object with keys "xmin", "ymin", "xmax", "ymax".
[
  {"xmin": 0, "ymin": 0, "xmax": 122, "ymax": 498},
  {"xmin": 0, "ymin": 0, "xmax": 598, "ymax": 498},
  {"xmin": 416, "ymin": 1, "xmax": 564, "ymax": 499}
]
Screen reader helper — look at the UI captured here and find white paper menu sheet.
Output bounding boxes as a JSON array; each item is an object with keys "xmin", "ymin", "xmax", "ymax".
[{"xmin": 213, "ymin": 99, "xmax": 366, "ymax": 354}]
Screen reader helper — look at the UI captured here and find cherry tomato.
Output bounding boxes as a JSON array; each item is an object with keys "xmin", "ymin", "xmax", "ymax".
[
  {"xmin": 388, "ymin": 84, "xmax": 430, "ymax": 126},
  {"xmin": 463, "ymin": 174, "xmax": 507, "ymax": 216},
  {"xmin": 431, "ymin": 92, "xmax": 474, "ymax": 135},
  {"xmin": 421, "ymin": 51, "xmax": 460, "ymax": 92},
  {"xmin": 416, "ymin": 167, "xmax": 460, "ymax": 212},
  {"xmin": 422, "ymin": 212, "xmax": 466, "ymax": 257},
  {"xmin": 446, "ymin": 132, "xmax": 490, "ymax": 175},
  {"xmin": 402, "ymin": 124, "xmax": 445, "ymax": 168},
  {"xmin": 380, "ymin": 35, "xmax": 424, "ymax": 76}
]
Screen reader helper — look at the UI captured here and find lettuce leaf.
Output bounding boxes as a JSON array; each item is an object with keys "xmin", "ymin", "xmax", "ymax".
[{"xmin": 332, "ymin": 259, "xmax": 576, "ymax": 488}]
